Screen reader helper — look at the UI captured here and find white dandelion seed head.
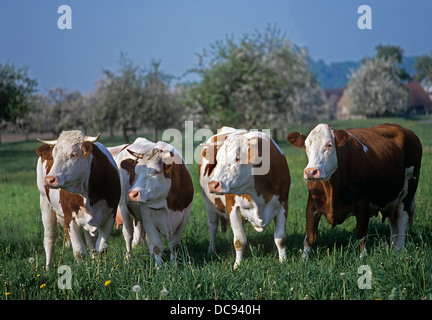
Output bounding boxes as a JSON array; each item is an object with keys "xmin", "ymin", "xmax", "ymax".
[
  {"xmin": 29, "ymin": 257, "xmax": 35, "ymax": 264},
  {"xmin": 132, "ymin": 285, "xmax": 142, "ymax": 293},
  {"xmin": 160, "ymin": 289, "xmax": 169, "ymax": 297}
]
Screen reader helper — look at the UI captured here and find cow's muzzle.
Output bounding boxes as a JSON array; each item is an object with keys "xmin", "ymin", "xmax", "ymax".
[
  {"xmin": 208, "ymin": 180, "xmax": 222, "ymax": 193},
  {"xmin": 44, "ymin": 175, "xmax": 59, "ymax": 188},
  {"xmin": 304, "ymin": 168, "xmax": 320, "ymax": 180},
  {"xmin": 128, "ymin": 190, "xmax": 141, "ymax": 202}
]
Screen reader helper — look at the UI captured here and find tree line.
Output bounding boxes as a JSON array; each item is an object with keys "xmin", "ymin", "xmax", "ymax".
[{"xmin": 1, "ymin": 25, "xmax": 432, "ymax": 143}]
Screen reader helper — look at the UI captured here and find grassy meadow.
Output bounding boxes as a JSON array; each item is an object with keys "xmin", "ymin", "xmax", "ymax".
[{"xmin": 0, "ymin": 118, "xmax": 431, "ymax": 300}]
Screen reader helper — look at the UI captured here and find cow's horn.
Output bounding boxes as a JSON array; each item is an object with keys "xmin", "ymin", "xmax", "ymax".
[
  {"xmin": 84, "ymin": 133, "xmax": 101, "ymax": 143},
  {"xmin": 37, "ymin": 138, "xmax": 58, "ymax": 146},
  {"xmin": 127, "ymin": 149, "xmax": 145, "ymax": 159}
]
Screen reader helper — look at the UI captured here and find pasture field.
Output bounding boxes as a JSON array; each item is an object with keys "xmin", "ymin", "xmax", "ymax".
[{"xmin": 0, "ymin": 118, "xmax": 431, "ymax": 300}]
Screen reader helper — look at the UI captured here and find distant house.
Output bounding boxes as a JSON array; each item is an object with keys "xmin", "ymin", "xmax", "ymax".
[
  {"xmin": 324, "ymin": 88, "xmax": 344, "ymax": 119},
  {"xmin": 403, "ymin": 82, "xmax": 432, "ymax": 116},
  {"xmin": 326, "ymin": 82, "xmax": 432, "ymax": 119}
]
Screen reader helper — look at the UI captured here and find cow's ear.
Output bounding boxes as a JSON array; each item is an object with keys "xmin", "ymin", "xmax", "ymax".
[
  {"xmin": 121, "ymin": 158, "xmax": 137, "ymax": 173},
  {"xmin": 334, "ymin": 130, "xmax": 349, "ymax": 147},
  {"xmin": 163, "ymin": 151, "xmax": 175, "ymax": 174},
  {"xmin": 287, "ymin": 132, "xmax": 306, "ymax": 148},
  {"xmin": 81, "ymin": 141, "xmax": 93, "ymax": 158},
  {"xmin": 36, "ymin": 144, "xmax": 53, "ymax": 160},
  {"xmin": 247, "ymin": 137, "xmax": 260, "ymax": 164}
]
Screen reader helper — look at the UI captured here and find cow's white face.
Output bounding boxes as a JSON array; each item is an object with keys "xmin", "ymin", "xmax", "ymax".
[
  {"xmin": 208, "ymin": 135, "xmax": 255, "ymax": 194},
  {"xmin": 304, "ymin": 124, "xmax": 338, "ymax": 181},
  {"xmin": 128, "ymin": 150, "xmax": 172, "ymax": 209},
  {"xmin": 45, "ymin": 131, "xmax": 93, "ymax": 193}
]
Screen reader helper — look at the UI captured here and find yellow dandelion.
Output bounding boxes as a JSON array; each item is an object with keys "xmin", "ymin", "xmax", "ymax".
[
  {"xmin": 40, "ymin": 284, "xmax": 46, "ymax": 289},
  {"xmin": 105, "ymin": 280, "xmax": 111, "ymax": 286},
  {"xmin": 36, "ymin": 274, "xmax": 40, "ymax": 277},
  {"xmin": 5, "ymin": 292, "xmax": 11, "ymax": 296}
]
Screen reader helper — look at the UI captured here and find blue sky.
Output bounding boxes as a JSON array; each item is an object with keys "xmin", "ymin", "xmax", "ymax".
[{"xmin": 1, "ymin": 0, "xmax": 431, "ymax": 92}]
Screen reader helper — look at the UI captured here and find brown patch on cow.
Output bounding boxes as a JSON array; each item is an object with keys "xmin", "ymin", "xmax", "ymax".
[
  {"xmin": 121, "ymin": 158, "xmax": 137, "ymax": 185},
  {"xmin": 153, "ymin": 246, "xmax": 161, "ymax": 255},
  {"xmin": 88, "ymin": 144, "xmax": 121, "ymax": 217},
  {"xmin": 81, "ymin": 141, "xmax": 93, "ymax": 158},
  {"xmin": 225, "ymin": 194, "xmax": 236, "ymax": 215},
  {"xmin": 253, "ymin": 138, "xmax": 290, "ymax": 208},
  {"xmin": 276, "ymin": 237, "xmax": 287, "ymax": 249},
  {"xmin": 36, "ymin": 144, "xmax": 53, "ymax": 161},
  {"xmin": 37, "ymin": 144, "xmax": 54, "ymax": 201},
  {"xmin": 234, "ymin": 239, "xmax": 244, "ymax": 251},
  {"xmin": 214, "ymin": 198, "xmax": 226, "ymax": 213},
  {"xmin": 165, "ymin": 159, "xmax": 194, "ymax": 212},
  {"xmin": 59, "ymin": 189, "xmax": 85, "ymax": 242}
]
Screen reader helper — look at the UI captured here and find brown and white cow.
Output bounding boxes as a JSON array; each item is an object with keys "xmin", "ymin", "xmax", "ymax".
[
  {"xmin": 113, "ymin": 137, "xmax": 194, "ymax": 265},
  {"xmin": 287, "ymin": 123, "xmax": 422, "ymax": 259},
  {"xmin": 36, "ymin": 130, "xmax": 121, "ymax": 267},
  {"xmin": 199, "ymin": 126, "xmax": 290, "ymax": 269}
]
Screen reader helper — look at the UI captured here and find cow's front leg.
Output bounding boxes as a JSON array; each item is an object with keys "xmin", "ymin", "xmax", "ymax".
[
  {"xmin": 229, "ymin": 207, "xmax": 246, "ymax": 270},
  {"xmin": 169, "ymin": 208, "xmax": 191, "ymax": 263},
  {"xmin": 69, "ymin": 220, "xmax": 86, "ymax": 262},
  {"xmin": 84, "ymin": 230, "xmax": 97, "ymax": 258},
  {"xmin": 303, "ymin": 196, "xmax": 321, "ymax": 260},
  {"xmin": 273, "ymin": 206, "xmax": 288, "ymax": 262},
  {"xmin": 41, "ymin": 196, "xmax": 57, "ymax": 269},
  {"xmin": 141, "ymin": 217, "xmax": 164, "ymax": 266},
  {"xmin": 96, "ymin": 214, "xmax": 114, "ymax": 255}
]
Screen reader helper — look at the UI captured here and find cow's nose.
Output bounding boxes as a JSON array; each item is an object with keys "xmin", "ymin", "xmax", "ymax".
[
  {"xmin": 128, "ymin": 190, "xmax": 140, "ymax": 202},
  {"xmin": 304, "ymin": 168, "xmax": 320, "ymax": 180},
  {"xmin": 208, "ymin": 180, "xmax": 221, "ymax": 193},
  {"xmin": 44, "ymin": 175, "xmax": 57, "ymax": 187}
]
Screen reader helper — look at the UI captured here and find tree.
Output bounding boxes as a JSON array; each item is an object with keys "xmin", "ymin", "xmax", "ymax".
[
  {"xmin": 0, "ymin": 62, "xmax": 37, "ymax": 143},
  {"xmin": 375, "ymin": 44, "xmax": 410, "ymax": 81},
  {"xmin": 347, "ymin": 56, "xmax": 409, "ymax": 117},
  {"xmin": 95, "ymin": 54, "xmax": 144, "ymax": 143},
  {"xmin": 415, "ymin": 52, "xmax": 432, "ymax": 87},
  {"xmin": 183, "ymin": 25, "xmax": 328, "ymax": 134},
  {"xmin": 141, "ymin": 60, "xmax": 179, "ymax": 141}
]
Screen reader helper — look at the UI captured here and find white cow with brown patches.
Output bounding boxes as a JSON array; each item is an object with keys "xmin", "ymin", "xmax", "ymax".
[
  {"xmin": 199, "ymin": 126, "xmax": 291, "ymax": 269},
  {"xmin": 113, "ymin": 138, "xmax": 194, "ymax": 265},
  {"xmin": 36, "ymin": 131, "xmax": 121, "ymax": 268}
]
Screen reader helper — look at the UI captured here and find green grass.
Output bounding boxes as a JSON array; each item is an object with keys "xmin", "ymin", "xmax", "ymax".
[{"xmin": 0, "ymin": 118, "xmax": 431, "ymax": 300}]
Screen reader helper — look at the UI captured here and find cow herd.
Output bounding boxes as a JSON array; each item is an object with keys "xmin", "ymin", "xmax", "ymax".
[{"xmin": 36, "ymin": 123, "xmax": 422, "ymax": 270}]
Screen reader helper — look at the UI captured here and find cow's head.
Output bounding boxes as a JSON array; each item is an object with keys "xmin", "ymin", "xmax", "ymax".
[
  {"xmin": 121, "ymin": 147, "xmax": 179, "ymax": 209},
  {"xmin": 287, "ymin": 123, "xmax": 349, "ymax": 181},
  {"xmin": 37, "ymin": 130, "xmax": 101, "ymax": 193},
  {"xmin": 207, "ymin": 135, "xmax": 259, "ymax": 194}
]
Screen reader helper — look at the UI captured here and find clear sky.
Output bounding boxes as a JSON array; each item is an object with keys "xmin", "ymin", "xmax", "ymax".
[{"xmin": 1, "ymin": 0, "xmax": 431, "ymax": 92}]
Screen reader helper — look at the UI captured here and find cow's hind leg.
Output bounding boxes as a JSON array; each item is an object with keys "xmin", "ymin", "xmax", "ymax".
[
  {"xmin": 206, "ymin": 206, "xmax": 220, "ymax": 254},
  {"xmin": 389, "ymin": 166, "xmax": 417, "ymax": 250},
  {"xmin": 355, "ymin": 199, "xmax": 370, "ymax": 258}
]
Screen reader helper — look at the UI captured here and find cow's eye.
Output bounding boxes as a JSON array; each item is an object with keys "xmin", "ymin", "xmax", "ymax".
[
  {"xmin": 153, "ymin": 170, "xmax": 161, "ymax": 176},
  {"xmin": 70, "ymin": 152, "xmax": 78, "ymax": 158},
  {"xmin": 326, "ymin": 142, "xmax": 333, "ymax": 150},
  {"xmin": 235, "ymin": 154, "xmax": 241, "ymax": 162}
]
